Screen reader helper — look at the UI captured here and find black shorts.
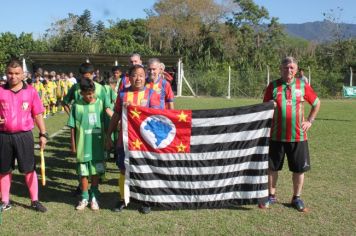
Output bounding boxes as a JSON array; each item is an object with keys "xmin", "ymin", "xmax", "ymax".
[
  {"xmin": 0, "ymin": 131, "xmax": 36, "ymax": 174},
  {"xmin": 268, "ymin": 140, "xmax": 310, "ymax": 173}
]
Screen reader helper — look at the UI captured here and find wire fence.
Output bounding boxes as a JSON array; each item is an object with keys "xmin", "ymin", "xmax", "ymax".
[{"xmin": 181, "ymin": 67, "xmax": 351, "ymax": 98}]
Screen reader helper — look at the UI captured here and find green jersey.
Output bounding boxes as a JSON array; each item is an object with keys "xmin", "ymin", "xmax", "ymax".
[
  {"xmin": 103, "ymin": 84, "xmax": 117, "ymax": 110},
  {"xmin": 68, "ymin": 98, "xmax": 105, "ymax": 162},
  {"xmin": 63, "ymin": 81, "xmax": 111, "ymax": 109}
]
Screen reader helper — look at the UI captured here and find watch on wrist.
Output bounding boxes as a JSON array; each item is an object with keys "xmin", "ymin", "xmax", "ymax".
[{"xmin": 39, "ymin": 132, "xmax": 49, "ymax": 139}]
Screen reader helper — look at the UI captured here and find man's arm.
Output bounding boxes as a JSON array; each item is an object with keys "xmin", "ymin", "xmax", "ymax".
[
  {"xmin": 302, "ymin": 100, "xmax": 321, "ymax": 132},
  {"xmin": 34, "ymin": 113, "xmax": 47, "ymax": 149}
]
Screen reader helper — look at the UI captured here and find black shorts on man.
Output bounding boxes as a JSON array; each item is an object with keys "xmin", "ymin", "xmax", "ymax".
[
  {"xmin": 0, "ymin": 131, "xmax": 36, "ymax": 173},
  {"xmin": 268, "ymin": 140, "xmax": 310, "ymax": 173}
]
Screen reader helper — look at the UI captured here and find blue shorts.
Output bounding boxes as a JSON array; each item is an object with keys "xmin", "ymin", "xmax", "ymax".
[{"xmin": 116, "ymin": 147, "xmax": 125, "ymax": 170}]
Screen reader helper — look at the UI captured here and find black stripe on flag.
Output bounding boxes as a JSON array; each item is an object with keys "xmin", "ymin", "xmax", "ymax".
[
  {"xmin": 130, "ymin": 153, "xmax": 267, "ymax": 168},
  {"xmin": 130, "ymin": 168, "xmax": 267, "ymax": 182},
  {"xmin": 192, "ymin": 102, "xmax": 274, "ymax": 118},
  {"xmin": 190, "ymin": 137, "xmax": 269, "ymax": 153},
  {"xmin": 192, "ymin": 119, "xmax": 272, "ymax": 135},
  {"xmin": 130, "ymin": 183, "xmax": 268, "ymax": 196},
  {"xmin": 130, "ymin": 198, "xmax": 266, "ymax": 209}
]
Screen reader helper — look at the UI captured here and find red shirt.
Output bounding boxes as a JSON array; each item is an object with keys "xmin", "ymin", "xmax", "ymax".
[
  {"xmin": 146, "ymin": 76, "xmax": 174, "ymax": 109},
  {"xmin": 263, "ymin": 78, "xmax": 319, "ymax": 142}
]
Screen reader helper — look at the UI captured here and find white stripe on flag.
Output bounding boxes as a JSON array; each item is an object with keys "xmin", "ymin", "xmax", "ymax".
[
  {"xmin": 131, "ymin": 175, "xmax": 267, "ymax": 189},
  {"xmin": 130, "ymin": 146, "xmax": 269, "ymax": 161},
  {"xmin": 190, "ymin": 128, "xmax": 270, "ymax": 145},
  {"xmin": 130, "ymin": 189, "xmax": 268, "ymax": 203},
  {"xmin": 130, "ymin": 161, "xmax": 268, "ymax": 175},
  {"xmin": 192, "ymin": 110, "xmax": 274, "ymax": 127}
]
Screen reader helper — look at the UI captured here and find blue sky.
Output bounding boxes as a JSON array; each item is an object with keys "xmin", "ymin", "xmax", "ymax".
[{"xmin": 0, "ymin": 0, "xmax": 355, "ymax": 37}]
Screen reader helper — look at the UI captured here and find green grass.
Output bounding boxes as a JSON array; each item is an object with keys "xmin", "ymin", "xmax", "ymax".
[{"xmin": 0, "ymin": 98, "xmax": 355, "ymax": 235}]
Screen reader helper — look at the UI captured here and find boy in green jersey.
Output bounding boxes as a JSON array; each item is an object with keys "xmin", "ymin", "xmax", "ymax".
[{"xmin": 67, "ymin": 79, "xmax": 108, "ymax": 211}]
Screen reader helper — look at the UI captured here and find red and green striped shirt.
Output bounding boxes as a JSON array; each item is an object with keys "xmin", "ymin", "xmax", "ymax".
[{"xmin": 263, "ymin": 78, "xmax": 319, "ymax": 142}]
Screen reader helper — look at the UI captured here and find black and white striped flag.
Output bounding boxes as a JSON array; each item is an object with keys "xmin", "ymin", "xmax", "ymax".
[{"xmin": 122, "ymin": 102, "xmax": 274, "ymax": 208}]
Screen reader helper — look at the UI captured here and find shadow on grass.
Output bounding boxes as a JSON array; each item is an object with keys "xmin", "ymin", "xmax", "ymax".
[{"xmin": 317, "ymin": 118, "xmax": 353, "ymax": 122}]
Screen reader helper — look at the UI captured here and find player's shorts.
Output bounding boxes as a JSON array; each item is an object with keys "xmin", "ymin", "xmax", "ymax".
[
  {"xmin": 0, "ymin": 131, "xmax": 35, "ymax": 173},
  {"xmin": 77, "ymin": 161, "xmax": 105, "ymax": 176},
  {"xmin": 268, "ymin": 140, "xmax": 310, "ymax": 173},
  {"xmin": 116, "ymin": 147, "xmax": 126, "ymax": 170}
]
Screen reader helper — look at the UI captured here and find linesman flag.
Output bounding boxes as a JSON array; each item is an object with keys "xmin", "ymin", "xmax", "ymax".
[{"xmin": 122, "ymin": 102, "xmax": 274, "ymax": 208}]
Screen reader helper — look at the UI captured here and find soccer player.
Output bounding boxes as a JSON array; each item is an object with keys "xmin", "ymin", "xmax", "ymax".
[
  {"xmin": 106, "ymin": 64, "xmax": 160, "ymax": 214},
  {"xmin": 147, "ymin": 58, "xmax": 174, "ymax": 109},
  {"xmin": 68, "ymin": 79, "xmax": 109, "ymax": 210},
  {"xmin": 0, "ymin": 59, "xmax": 48, "ymax": 212},
  {"xmin": 260, "ymin": 56, "xmax": 320, "ymax": 212},
  {"xmin": 33, "ymin": 72, "xmax": 45, "ymax": 102},
  {"xmin": 47, "ymin": 71, "xmax": 58, "ymax": 115},
  {"xmin": 63, "ymin": 63, "xmax": 113, "ymax": 195}
]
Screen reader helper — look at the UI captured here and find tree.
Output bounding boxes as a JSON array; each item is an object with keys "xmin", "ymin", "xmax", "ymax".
[
  {"xmin": 146, "ymin": 0, "xmax": 233, "ymax": 60},
  {"xmin": 0, "ymin": 32, "xmax": 47, "ymax": 73}
]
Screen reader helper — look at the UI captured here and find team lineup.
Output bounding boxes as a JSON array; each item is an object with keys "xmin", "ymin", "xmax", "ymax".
[{"xmin": 0, "ymin": 54, "xmax": 320, "ymax": 215}]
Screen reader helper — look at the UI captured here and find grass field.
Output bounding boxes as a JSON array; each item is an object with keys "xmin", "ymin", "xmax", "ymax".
[{"xmin": 0, "ymin": 98, "xmax": 355, "ymax": 235}]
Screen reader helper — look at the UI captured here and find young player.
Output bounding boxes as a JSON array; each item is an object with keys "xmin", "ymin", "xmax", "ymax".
[
  {"xmin": 63, "ymin": 63, "xmax": 113, "ymax": 196},
  {"xmin": 67, "ymin": 79, "xmax": 108, "ymax": 211},
  {"xmin": 106, "ymin": 64, "xmax": 160, "ymax": 213},
  {"xmin": 42, "ymin": 80, "xmax": 51, "ymax": 119}
]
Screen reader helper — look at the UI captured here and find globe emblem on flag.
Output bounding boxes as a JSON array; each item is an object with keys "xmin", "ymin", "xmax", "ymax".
[{"xmin": 140, "ymin": 115, "xmax": 176, "ymax": 149}]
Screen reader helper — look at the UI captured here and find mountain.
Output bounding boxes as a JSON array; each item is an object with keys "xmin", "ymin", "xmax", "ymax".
[{"xmin": 282, "ymin": 20, "xmax": 356, "ymax": 42}]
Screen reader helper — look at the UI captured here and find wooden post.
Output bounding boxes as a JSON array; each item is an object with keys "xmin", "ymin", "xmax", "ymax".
[{"xmin": 308, "ymin": 66, "xmax": 311, "ymax": 85}]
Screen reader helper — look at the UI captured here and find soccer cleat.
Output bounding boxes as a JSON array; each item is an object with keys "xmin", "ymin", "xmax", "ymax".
[
  {"xmin": 90, "ymin": 199, "xmax": 100, "ymax": 211},
  {"xmin": 113, "ymin": 200, "xmax": 125, "ymax": 212},
  {"xmin": 0, "ymin": 202, "xmax": 12, "ymax": 211},
  {"xmin": 258, "ymin": 195, "xmax": 277, "ymax": 209},
  {"xmin": 75, "ymin": 199, "xmax": 89, "ymax": 210},
  {"xmin": 291, "ymin": 197, "xmax": 308, "ymax": 212},
  {"xmin": 31, "ymin": 201, "xmax": 47, "ymax": 213}
]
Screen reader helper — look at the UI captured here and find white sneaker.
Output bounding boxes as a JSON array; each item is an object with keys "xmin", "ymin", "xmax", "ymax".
[
  {"xmin": 91, "ymin": 198, "xmax": 100, "ymax": 211},
  {"xmin": 76, "ymin": 199, "xmax": 88, "ymax": 210}
]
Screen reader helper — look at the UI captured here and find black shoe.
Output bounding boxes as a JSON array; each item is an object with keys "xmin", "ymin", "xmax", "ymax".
[
  {"xmin": 31, "ymin": 201, "xmax": 47, "ymax": 213},
  {"xmin": 139, "ymin": 205, "xmax": 151, "ymax": 214},
  {"xmin": 113, "ymin": 200, "xmax": 125, "ymax": 212},
  {"xmin": 0, "ymin": 202, "xmax": 12, "ymax": 211}
]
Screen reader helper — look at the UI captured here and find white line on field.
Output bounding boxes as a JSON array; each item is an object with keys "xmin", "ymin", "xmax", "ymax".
[{"xmin": 49, "ymin": 126, "xmax": 70, "ymax": 139}]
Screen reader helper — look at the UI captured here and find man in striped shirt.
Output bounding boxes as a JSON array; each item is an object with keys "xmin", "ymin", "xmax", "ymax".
[{"xmin": 260, "ymin": 56, "xmax": 320, "ymax": 212}]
